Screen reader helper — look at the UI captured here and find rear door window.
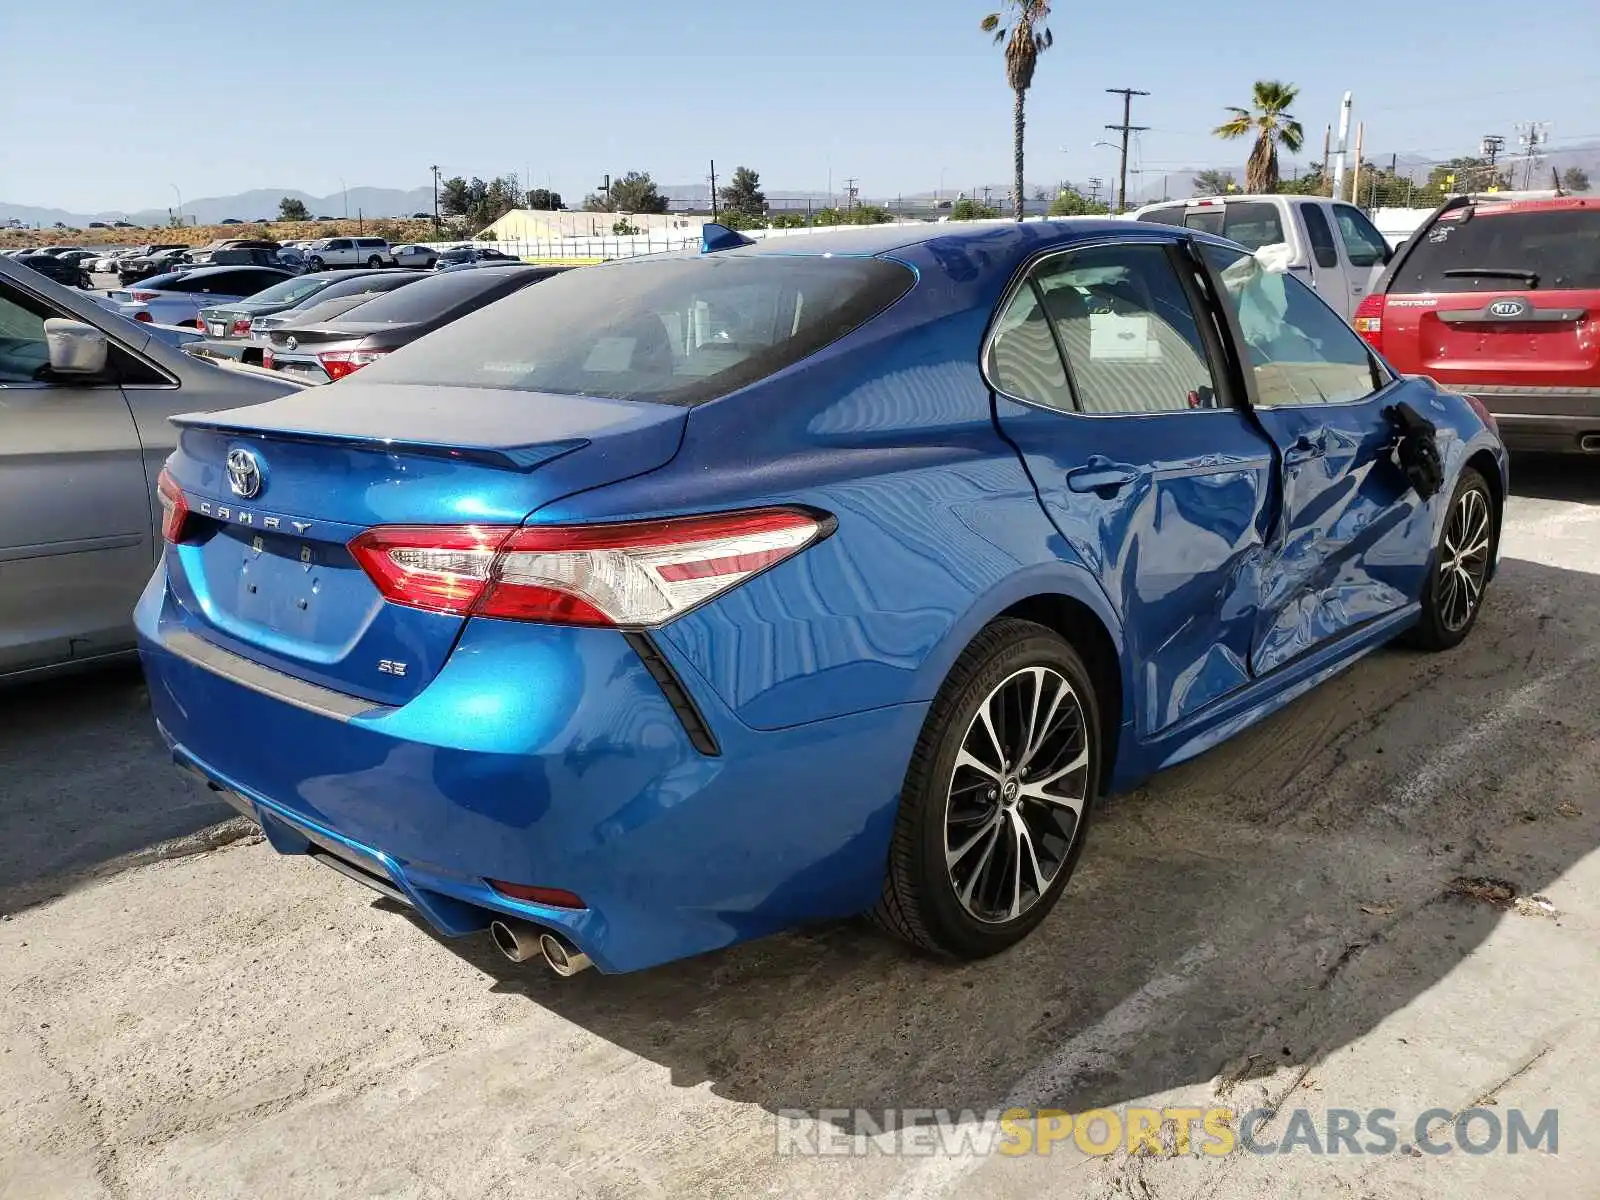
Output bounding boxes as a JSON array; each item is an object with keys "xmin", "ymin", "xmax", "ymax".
[
  {"xmin": 358, "ymin": 256, "xmax": 915, "ymax": 405},
  {"xmin": 1204, "ymin": 202, "xmax": 1286, "ymax": 251},
  {"xmin": 1392, "ymin": 207, "xmax": 1600, "ymax": 293},
  {"xmin": 1300, "ymin": 204, "xmax": 1340, "ymax": 269}
]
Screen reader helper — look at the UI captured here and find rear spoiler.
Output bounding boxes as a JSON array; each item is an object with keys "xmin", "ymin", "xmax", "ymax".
[{"xmin": 168, "ymin": 410, "xmax": 588, "ymax": 472}]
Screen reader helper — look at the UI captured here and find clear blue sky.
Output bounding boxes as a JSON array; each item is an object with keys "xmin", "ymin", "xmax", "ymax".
[{"xmin": 4, "ymin": 0, "xmax": 1596, "ymax": 211}]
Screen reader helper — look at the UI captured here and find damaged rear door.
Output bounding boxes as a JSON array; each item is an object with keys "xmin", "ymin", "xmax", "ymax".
[
  {"xmin": 1197, "ymin": 242, "xmax": 1429, "ymax": 676},
  {"xmin": 988, "ymin": 236, "xmax": 1277, "ymax": 738}
]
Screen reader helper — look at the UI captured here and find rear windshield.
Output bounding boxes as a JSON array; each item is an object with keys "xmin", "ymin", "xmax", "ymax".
[
  {"xmin": 326, "ymin": 268, "xmax": 532, "ymax": 325},
  {"xmin": 1393, "ymin": 207, "xmax": 1600, "ymax": 293},
  {"xmin": 358, "ymin": 255, "xmax": 915, "ymax": 406},
  {"xmin": 247, "ymin": 276, "xmax": 332, "ymax": 307}
]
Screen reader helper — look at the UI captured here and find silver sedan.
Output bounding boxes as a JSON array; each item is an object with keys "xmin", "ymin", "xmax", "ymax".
[
  {"xmin": 390, "ymin": 243, "xmax": 439, "ymax": 269},
  {"xmin": 90, "ymin": 264, "xmax": 294, "ymax": 328},
  {"xmin": 0, "ymin": 255, "xmax": 303, "ymax": 682}
]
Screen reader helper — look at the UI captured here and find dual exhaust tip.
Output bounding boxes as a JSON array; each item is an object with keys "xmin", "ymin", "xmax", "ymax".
[{"xmin": 488, "ymin": 918, "xmax": 591, "ymax": 976}]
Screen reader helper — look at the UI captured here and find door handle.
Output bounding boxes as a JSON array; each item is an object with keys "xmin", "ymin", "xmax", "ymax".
[
  {"xmin": 1283, "ymin": 435, "xmax": 1327, "ymax": 467},
  {"xmin": 1065, "ymin": 458, "xmax": 1142, "ymax": 494},
  {"xmin": 1351, "ymin": 285, "xmax": 1365, "ymax": 295}
]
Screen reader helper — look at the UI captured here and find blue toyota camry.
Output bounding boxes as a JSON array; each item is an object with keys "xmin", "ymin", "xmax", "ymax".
[{"xmin": 137, "ymin": 220, "xmax": 1507, "ymax": 975}]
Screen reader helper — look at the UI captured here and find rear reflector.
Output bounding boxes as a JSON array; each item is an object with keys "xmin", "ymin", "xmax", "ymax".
[
  {"xmin": 348, "ymin": 508, "xmax": 831, "ymax": 627},
  {"xmin": 134, "ymin": 311, "xmax": 153, "ymax": 323},
  {"xmin": 1353, "ymin": 293, "xmax": 1386, "ymax": 354},
  {"xmin": 488, "ymin": 881, "xmax": 586, "ymax": 909},
  {"xmin": 157, "ymin": 468, "xmax": 191, "ymax": 542}
]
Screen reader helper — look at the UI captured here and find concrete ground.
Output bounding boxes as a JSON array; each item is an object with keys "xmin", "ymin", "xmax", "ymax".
[{"xmin": 3, "ymin": 458, "xmax": 1598, "ymax": 1199}]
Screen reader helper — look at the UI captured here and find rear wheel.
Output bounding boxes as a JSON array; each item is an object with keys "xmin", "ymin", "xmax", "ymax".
[
  {"xmin": 1410, "ymin": 466, "xmax": 1494, "ymax": 651},
  {"xmin": 367, "ymin": 256, "xmax": 383, "ymax": 268},
  {"xmin": 873, "ymin": 619, "xmax": 1099, "ymax": 959},
  {"xmin": 308, "ymin": 256, "xmax": 325, "ymax": 271}
]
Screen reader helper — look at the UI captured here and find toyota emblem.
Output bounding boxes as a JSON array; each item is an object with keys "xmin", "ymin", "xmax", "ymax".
[
  {"xmin": 226, "ymin": 448, "xmax": 264, "ymax": 499},
  {"xmin": 285, "ymin": 335, "xmax": 298, "ymax": 350},
  {"xmin": 1488, "ymin": 298, "xmax": 1527, "ymax": 319}
]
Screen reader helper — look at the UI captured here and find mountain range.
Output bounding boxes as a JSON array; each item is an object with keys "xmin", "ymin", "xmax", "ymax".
[{"xmin": 7, "ymin": 141, "xmax": 1596, "ymax": 228}]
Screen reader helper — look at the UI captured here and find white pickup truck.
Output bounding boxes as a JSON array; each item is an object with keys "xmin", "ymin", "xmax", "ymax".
[
  {"xmin": 1131, "ymin": 195, "xmax": 1395, "ymax": 323},
  {"xmin": 302, "ymin": 236, "xmax": 395, "ymax": 271}
]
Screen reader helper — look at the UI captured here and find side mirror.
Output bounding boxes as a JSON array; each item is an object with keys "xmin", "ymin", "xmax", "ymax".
[{"xmin": 44, "ymin": 318, "xmax": 109, "ymax": 376}]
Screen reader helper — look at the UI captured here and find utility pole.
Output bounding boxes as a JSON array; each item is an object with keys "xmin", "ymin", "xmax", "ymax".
[
  {"xmin": 431, "ymin": 165, "xmax": 440, "ymax": 230},
  {"xmin": 1514, "ymin": 123, "xmax": 1548, "ymax": 190},
  {"xmin": 1105, "ymin": 87, "xmax": 1149, "ymax": 212},
  {"xmin": 709, "ymin": 160, "xmax": 719, "ymax": 219},
  {"xmin": 1321, "ymin": 125, "xmax": 1331, "ymax": 193},
  {"xmin": 1087, "ymin": 177, "xmax": 1104, "ymax": 206},
  {"xmin": 844, "ymin": 178, "xmax": 859, "ymax": 211},
  {"xmin": 1350, "ymin": 121, "xmax": 1364, "ymax": 207}
]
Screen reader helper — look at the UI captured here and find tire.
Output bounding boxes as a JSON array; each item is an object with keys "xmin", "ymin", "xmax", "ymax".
[
  {"xmin": 367, "ymin": 256, "xmax": 383, "ymax": 268},
  {"xmin": 873, "ymin": 618, "xmax": 1100, "ymax": 959},
  {"xmin": 1409, "ymin": 466, "xmax": 1495, "ymax": 652},
  {"xmin": 307, "ymin": 256, "xmax": 325, "ymax": 271}
]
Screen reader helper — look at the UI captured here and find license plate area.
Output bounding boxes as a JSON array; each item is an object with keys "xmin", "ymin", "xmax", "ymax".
[{"xmin": 197, "ymin": 526, "xmax": 379, "ymax": 646}]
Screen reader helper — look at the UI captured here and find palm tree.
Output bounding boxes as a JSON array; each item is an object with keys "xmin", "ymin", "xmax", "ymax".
[
  {"xmin": 1214, "ymin": 81, "xmax": 1305, "ymax": 193},
  {"xmin": 980, "ymin": 2, "xmax": 1052, "ymax": 222}
]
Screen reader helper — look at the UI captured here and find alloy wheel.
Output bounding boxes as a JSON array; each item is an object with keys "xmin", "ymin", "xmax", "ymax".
[
  {"xmin": 1438, "ymin": 486, "xmax": 1491, "ymax": 632},
  {"xmin": 944, "ymin": 666, "xmax": 1091, "ymax": 924}
]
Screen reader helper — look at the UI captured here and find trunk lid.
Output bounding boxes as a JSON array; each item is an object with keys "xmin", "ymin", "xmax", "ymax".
[{"xmin": 162, "ymin": 383, "xmax": 687, "ymax": 703}]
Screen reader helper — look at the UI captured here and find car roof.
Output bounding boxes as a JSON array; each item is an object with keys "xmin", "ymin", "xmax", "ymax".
[{"xmin": 702, "ymin": 218, "xmax": 1138, "ymax": 260}]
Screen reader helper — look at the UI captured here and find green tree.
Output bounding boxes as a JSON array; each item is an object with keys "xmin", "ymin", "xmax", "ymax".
[
  {"xmin": 1214, "ymin": 81, "xmax": 1304, "ymax": 193},
  {"xmin": 610, "ymin": 171, "xmax": 670, "ymax": 214},
  {"xmin": 277, "ymin": 196, "xmax": 311, "ymax": 221},
  {"xmin": 1191, "ymin": 169, "xmax": 1236, "ymax": 198},
  {"xmin": 440, "ymin": 177, "xmax": 474, "ymax": 218},
  {"xmin": 719, "ymin": 166, "xmax": 767, "ymax": 221},
  {"xmin": 713, "ymin": 209, "xmax": 767, "ymax": 230},
  {"xmin": 769, "ymin": 211, "xmax": 808, "ymax": 229},
  {"xmin": 950, "ymin": 197, "xmax": 1001, "ymax": 220},
  {"xmin": 526, "ymin": 188, "xmax": 564, "ymax": 210},
  {"xmin": 612, "ymin": 218, "xmax": 642, "ymax": 236},
  {"xmin": 1047, "ymin": 187, "xmax": 1109, "ymax": 216},
  {"xmin": 980, "ymin": 2, "xmax": 1052, "ymax": 222},
  {"xmin": 1562, "ymin": 166, "xmax": 1591, "ymax": 193}
]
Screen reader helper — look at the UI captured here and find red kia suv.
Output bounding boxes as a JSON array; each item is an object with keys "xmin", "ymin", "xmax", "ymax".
[{"xmin": 1354, "ymin": 194, "xmax": 1600, "ymax": 453}]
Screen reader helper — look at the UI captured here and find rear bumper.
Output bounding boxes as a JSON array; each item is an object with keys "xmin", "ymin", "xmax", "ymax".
[
  {"xmin": 1459, "ymin": 386, "xmax": 1600, "ymax": 453},
  {"xmin": 135, "ymin": 566, "xmax": 924, "ymax": 973}
]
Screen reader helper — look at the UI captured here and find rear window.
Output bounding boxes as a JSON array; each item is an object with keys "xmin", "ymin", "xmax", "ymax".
[
  {"xmin": 248, "ymin": 276, "xmax": 332, "ymax": 306},
  {"xmin": 324, "ymin": 267, "xmax": 533, "ymax": 325},
  {"xmin": 1140, "ymin": 202, "xmax": 1286, "ymax": 249},
  {"xmin": 357, "ymin": 255, "xmax": 916, "ymax": 406},
  {"xmin": 1392, "ymin": 207, "xmax": 1600, "ymax": 293}
]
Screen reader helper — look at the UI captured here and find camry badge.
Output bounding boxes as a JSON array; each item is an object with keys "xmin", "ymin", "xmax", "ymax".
[{"xmin": 225, "ymin": 448, "xmax": 264, "ymax": 499}]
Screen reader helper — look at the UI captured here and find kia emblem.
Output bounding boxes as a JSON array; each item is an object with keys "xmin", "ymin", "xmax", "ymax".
[{"xmin": 1488, "ymin": 298, "xmax": 1527, "ymax": 319}]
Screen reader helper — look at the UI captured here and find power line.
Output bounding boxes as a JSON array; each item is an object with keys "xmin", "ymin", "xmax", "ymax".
[{"xmin": 1105, "ymin": 88, "xmax": 1150, "ymax": 213}]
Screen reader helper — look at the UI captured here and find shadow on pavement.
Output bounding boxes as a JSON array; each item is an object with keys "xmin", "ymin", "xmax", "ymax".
[
  {"xmin": 429, "ymin": 545, "xmax": 1600, "ymax": 1130},
  {"xmin": 0, "ymin": 662, "xmax": 231, "ymax": 909},
  {"xmin": 1510, "ymin": 452, "xmax": 1600, "ymax": 503}
]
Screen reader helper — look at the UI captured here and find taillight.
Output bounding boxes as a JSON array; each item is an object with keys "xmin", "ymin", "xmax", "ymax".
[
  {"xmin": 157, "ymin": 468, "xmax": 191, "ymax": 543},
  {"xmin": 130, "ymin": 290, "xmax": 157, "ymax": 302},
  {"xmin": 262, "ymin": 349, "xmax": 275, "ymax": 368},
  {"xmin": 1353, "ymin": 293, "xmax": 1386, "ymax": 353},
  {"xmin": 134, "ymin": 311, "xmax": 153, "ymax": 322},
  {"xmin": 318, "ymin": 349, "xmax": 389, "ymax": 380},
  {"xmin": 348, "ymin": 508, "xmax": 830, "ymax": 627},
  {"xmin": 231, "ymin": 318, "xmax": 251, "ymax": 336}
]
